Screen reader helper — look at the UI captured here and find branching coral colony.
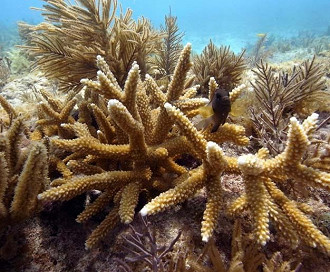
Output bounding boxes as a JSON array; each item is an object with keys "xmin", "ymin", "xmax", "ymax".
[
  {"xmin": 36, "ymin": 44, "xmax": 247, "ymax": 249},
  {"xmin": 0, "ymin": 98, "xmax": 49, "ymax": 228},
  {"xmin": 35, "ymin": 42, "xmax": 330, "ymax": 254},
  {"xmin": 17, "ymin": 0, "xmax": 328, "ymax": 258}
]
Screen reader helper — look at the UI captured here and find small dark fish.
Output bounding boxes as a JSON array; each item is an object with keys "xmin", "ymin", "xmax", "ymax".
[{"xmin": 196, "ymin": 88, "xmax": 231, "ymax": 133}]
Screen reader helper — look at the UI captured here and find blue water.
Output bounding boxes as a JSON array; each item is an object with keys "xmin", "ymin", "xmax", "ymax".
[{"xmin": 1, "ymin": 0, "xmax": 330, "ymax": 52}]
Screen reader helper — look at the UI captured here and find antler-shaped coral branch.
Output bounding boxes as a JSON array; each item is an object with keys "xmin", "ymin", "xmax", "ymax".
[{"xmin": 231, "ymin": 114, "xmax": 330, "ymax": 253}]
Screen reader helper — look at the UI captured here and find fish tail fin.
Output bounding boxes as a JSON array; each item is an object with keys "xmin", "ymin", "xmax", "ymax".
[
  {"xmin": 198, "ymin": 105, "xmax": 213, "ymax": 118},
  {"xmin": 195, "ymin": 116, "xmax": 213, "ymax": 131}
]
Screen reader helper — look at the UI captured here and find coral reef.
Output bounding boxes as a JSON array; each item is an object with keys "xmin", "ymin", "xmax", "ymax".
[
  {"xmin": 142, "ymin": 103, "xmax": 330, "ymax": 254},
  {"xmin": 1, "ymin": 0, "xmax": 330, "ymax": 270},
  {"xmin": 37, "ymin": 44, "xmax": 215, "ymax": 249},
  {"xmin": 33, "ymin": 43, "xmax": 329, "ymax": 256}
]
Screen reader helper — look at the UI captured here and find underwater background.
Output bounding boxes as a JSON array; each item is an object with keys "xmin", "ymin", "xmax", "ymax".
[
  {"xmin": 0, "ymin": 1, "xmax": 330, "ymax": 271},
  {"xmin": 1, "ymin": 0, "xmax": 330, "ymax": 52}
]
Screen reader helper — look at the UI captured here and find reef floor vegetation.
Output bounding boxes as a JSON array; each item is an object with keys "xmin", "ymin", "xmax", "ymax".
[{"xmin": 0, "ymin": 1, "xmax": 330, "ymax": 271}]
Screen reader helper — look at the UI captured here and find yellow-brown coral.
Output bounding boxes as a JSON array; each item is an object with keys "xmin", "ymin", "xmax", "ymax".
[
  {"xmin": 37, "ymin": 44, "xmax": 219, "ymax": 248},
  {"xmin": 140, "ymin": 104, "xmax": 330, "ymax": 254},
  {"xmin": 0, "ymin": 117, "xmax": 49, "ymax": 225},
  {"xmin": 34, "ymin": 41, "xmax": 329, "ymax": 257}
]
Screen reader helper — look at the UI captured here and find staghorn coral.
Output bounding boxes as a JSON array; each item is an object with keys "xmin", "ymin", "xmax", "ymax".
[
  {"xmin": 140, "ymin": 102, "xmax": 330, "ymax": 254},
  {"xmin": 36, "ymin": 44, "xmax": 249, "ymax": 249},
  {"xmin": 192, "ymin": 40, "xmax": 246, "ymax": 95},
  {"xmin": 227, "ymin": 115, "xmax": 330, "ymax": 253},
  {"xmin": 36, "ymin": 44, "xmax": 196, "ymax": 247},
  {"xmin": 24, "ymin": 0, "xmax": 162, "ymax": 92},
  {"xmin": 0, "ymin": 117, "xmax": 49, "ymax": 226},
  {"xmin": 31, "ymin": 88, "xmax": 77, "ymax": 140},
  {"xmin": 33, "ymin": 40, "xmax": 329, "ymax": 258},
  {"xmin": 140, "ymin": 104, "xmax": 242, "ymax": 243},
  {"xmin": 304, "ymin": 130, "xmax": 330, "ymax": 173}
]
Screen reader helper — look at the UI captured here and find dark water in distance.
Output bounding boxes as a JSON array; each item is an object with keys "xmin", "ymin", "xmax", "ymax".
[{"xmin": 1, "ymin": 0, "xmax": 330, "ymax": 52}]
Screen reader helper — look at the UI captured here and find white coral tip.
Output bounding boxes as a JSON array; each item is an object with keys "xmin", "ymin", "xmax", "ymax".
[
  {"xmin": 237, "ymin": 155, "xmax": 247, "ymax": 166},
  {"xmin": 131, "ymin": 63, "xmax": 139, "ymax": 71},
  {"xmin": 289, "ymin": 116, "xmax": 298, "ymax": 123},
  {"xmin": 206, "ymin": 141, "xmax": 218, "ymax": 151},
  {"xmin": 310, "ymin": 113, "xmax": 319, "ymax": 120},
  {"xmin": 37, "ymin": 194, "xmax": 42, "ymax": 200},
  {"xmin": 108, "ymin": 99, "xmax": 120, "ymax": 108},
  {"xmin": 139, "ymin": 206, "xmax": 149, "ymax": 216},
  {"xmin": 67, "ymin": 161, "xmax": 73, "ymax": 166},
  {"xmin": 131, "ymin": 61, "xmax": 138, "ymax": 67},
  {"xmin": 202, "ymin": 235, "xmax": 209, "ymax": 243},
  {"xmin": 123, "ymin": 219, "xmax": 132, "ymax": 224},
  {"xmin": 260, "ymin": 240, "xmax": 267, "ymax": 246},
  {"xmin": 164, "ymin": 102, "xmax": 173, "ymax": 111}
]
